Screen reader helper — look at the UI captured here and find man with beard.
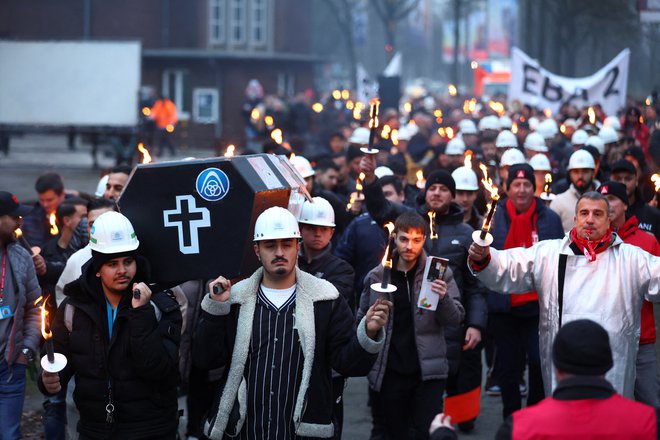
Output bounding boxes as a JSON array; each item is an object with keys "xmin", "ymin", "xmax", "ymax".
[{"xmin": 550, "ymin": 150, "xmax": 598, "ymax": 232}]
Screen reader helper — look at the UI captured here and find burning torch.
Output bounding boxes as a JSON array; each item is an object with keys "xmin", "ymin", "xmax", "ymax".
[
  {"xmin": 37, "ymin": 296, "xmax": 67, "ymax": 373},
  {"xmin": 137, "ymin": 143, "xmax": 152, "ymax": 164},
  {"xmin": 472, "ymin": 163, "xmax": 500, "ymax": 246},
  {"xmin": 416, "ymin": 170, "xmax": 426, "ymax": 189},
  {"xmin": 347, "ymin": 173, "xmax": 366, "ymax": 211},
  {"xmin": 540, "ymin": 173, "xmax": 556, "ymax": 202},
  {"xmin": 428, "ymin": 211, "xmax": 438, "ymax": 240},
  {"xmin": 652, "ymin": 174, "xmax": 660, "ymax": 204},
  {"xmin": 370, "ymin": 223, "xmax": 397, "ymax": 295},
  {"xmin": 360, "ymin": 98, "xmax": 381, "ymax": 155}
]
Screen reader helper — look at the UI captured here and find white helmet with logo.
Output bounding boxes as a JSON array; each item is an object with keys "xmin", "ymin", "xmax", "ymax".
[
  {"xmin": 253, "ymin": 206, "xmax": 301, "ymax": 241},
  {"xmin": 571, "ymin": 129, "xmax": 589, "ymax": 146},
  {"xmin": 598, "ymin": 126, "xmax": 619, "ymax": 145},
  {"xmin": 496, "ymin": 130, "xmax": 518, "ymax": 148},
  {"xmin": 499, "ymin": 115, "xmax": 513, "ymax": 130},
  {"xmin": 567, "ymin": 149, "xmax": 596, "ymax": 171},
  {"xmin": 537, "ymin": 119, "xmax": 559, "ymax": 140},
  {"xmin": 478, "ymin": 115, "xmax": 500, "ymax": 132},
  {"xmin": 500, "ymin": 148, "xmax": 526, "ymax": 168},
  {"xmin": 348, "ymin": 127, "xmax": 371, "ymax": 145},
  {"xmin": 528, "ymin": 154, "xmax": 551, "ymax": 171},
  {"xmin": 523, "ymin": 132, "xmax": 548, "ymax": 152},
  {"xmin": 89, "ymin": 212, "xmax": 139, "ymax": 254},
  {"xmin": 290, "ymin": 155, "xmax": 315, "ymax": 178},
  {"xmin": 603, "ymin": 115, "xmax": 621, "ymax": 131},
  {"xmin": 445, "ymin": 137, "xmax": 466, "ymax": 155},
  {"xmin": 458, "ymin": 119, "xmax": 478, "ymax": 135},
  {"xmin": 298, "ymin": 197, "xmax": 335, "ymax": 227},
  {"xmin": 585, "ymin": 135, "xmax": 605, "ymax": 155},
  {"xmin": 451, "ymin": 167, "xmax": 479, "ymax": 191},
  {"xmin": 374, "ymin": 166, "xmax": 394, "ymax": 178}
]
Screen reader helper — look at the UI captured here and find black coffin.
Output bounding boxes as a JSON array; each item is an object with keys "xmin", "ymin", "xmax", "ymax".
[{"xmin": 119, "ymin": 154, "xmax": 307, "ymax": 283}]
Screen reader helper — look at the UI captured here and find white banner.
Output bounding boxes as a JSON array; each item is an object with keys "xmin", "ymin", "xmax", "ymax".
[{"xmin": 508, "ymin": 47, "xmax": 629, "ymax": 116}]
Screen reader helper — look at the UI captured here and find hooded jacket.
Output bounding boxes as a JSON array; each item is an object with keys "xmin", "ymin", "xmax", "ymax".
[
  {"xmin": 193, "ymin": 267, "xmax": 384, "ymax": 439},
  {"xmin": 39, "ymin": 257, "xmax": 181, "ymax": 439},
  {"xmin": 470, "ymin": 235, "xmax": 660, "ymax": 398},
  {"xmin": 358, "ymin": 251, "xmax": 465, "ymax": 391},
  {"xmin": 0, "ymin": 242, "xmax": 41, "ymax": 365}
]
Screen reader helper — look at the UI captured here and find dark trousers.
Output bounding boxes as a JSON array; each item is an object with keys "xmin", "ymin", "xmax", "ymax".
[
  {"xmin": 332, "ymin": 377, "xmax": 345, "ymax": 440},
  {"xmin": 491, "ymin": 313, "xmax": 544, "ymax": 418},
  {"xmin": 372, "ymin": 371, "xmax": 446, "ymax": 440},
  {"xmin": 187, "ymin": 365, "xmax": 220, "ymax": 439}
]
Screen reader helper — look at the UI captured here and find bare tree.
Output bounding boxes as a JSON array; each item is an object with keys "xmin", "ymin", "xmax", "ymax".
[
  {"xmin": 321, "ymin": 0, "xmax": 361, "ymax": 89},
  {"xmin": 371, "ymin": 0, "xmax": 421, "ymax": 61}
]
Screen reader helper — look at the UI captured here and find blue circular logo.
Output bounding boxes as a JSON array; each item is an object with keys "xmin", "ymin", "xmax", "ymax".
[{"xmin": 196, "ymin": 168, "xmax": 230, "ymax": 202}]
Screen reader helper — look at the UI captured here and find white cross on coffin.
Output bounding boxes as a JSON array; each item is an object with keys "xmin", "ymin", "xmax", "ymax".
[{"xmin": 163, "ymin": 195, "xmax": 211, "ymax": 254}]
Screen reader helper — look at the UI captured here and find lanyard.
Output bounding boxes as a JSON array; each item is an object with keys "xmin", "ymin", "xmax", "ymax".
[
  {"xmin": 106, "ymin": 300, "xmax": 117, "ymax": 341},
  {"xmin": 0, "ymin": 250, "xmax": 6, "ymax": 301}
]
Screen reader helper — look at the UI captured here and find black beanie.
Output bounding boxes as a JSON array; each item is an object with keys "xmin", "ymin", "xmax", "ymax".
[
  {"xmin": 597, "ymin": 181, "xmax": 629, "ymax": 206},
  {"xmin": 507, "ymin": 163, "xmax": 536, "ymax": 191},
  {"xmin": 424, "ymin": 170, "xmax": 456, "ymax": 197},
  {"xmin": 553, "ymin": 320, "xmax": 613, "ymax": 376},
  {"xmin": 91, "ymin": 249, "xmax": 138, "ymax": 274}
]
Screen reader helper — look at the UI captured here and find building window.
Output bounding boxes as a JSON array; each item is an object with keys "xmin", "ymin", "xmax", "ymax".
[
  {"xmin": 209, "ymin": 0, "xmax": 226, "ymax": 45},
  {"xmin": 163, "ymin": 69, "xmax": 191, "ymax": 118},
  {"xmin": 230, "ymin": 0, "xmax": 246, "ymax": 45},
  {"xmin": 250, "ymin": 0, "xmax": 267, "ymax": 47},
  {"xmin": 193, "ymin": 88, "xmax": 220, "ymax": 124},
  {"xmin": 277, "ymin": 73, "xmax": 295, "ymax": 97}
]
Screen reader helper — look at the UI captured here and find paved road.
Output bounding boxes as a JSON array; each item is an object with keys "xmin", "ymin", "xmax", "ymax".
[{"xmin": 2, "ymin": 134, "xmax": 506, "ymax": 439}]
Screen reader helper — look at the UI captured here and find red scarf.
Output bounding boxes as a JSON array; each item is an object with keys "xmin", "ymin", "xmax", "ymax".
[
  {"xmin": 569, "ymin": 227, "xmax": 614, "ymax": 262},
  {"xmin": 504, "ymin": 198, "xmax": 539, "ymax": 307}
]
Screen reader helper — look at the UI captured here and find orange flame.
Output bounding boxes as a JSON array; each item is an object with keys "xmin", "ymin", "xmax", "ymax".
[
  {"xmin": 166, "ymin": 124, "xmax": 175, "ymax": 133},
  {"xmin": 250, "ymin": 108, "xmax": 260, "ymax": 120},
  {"xmin": 381, "ymin": 222, "xmax": 395, "ymax": 266},
  {"xmin": 39, "ymin": 296, "xmax": 52, "ymax": 340},
  {"xmin": 49, "ymin": 213, "xmax": 58, "ymax": 235},
  {"xmin": 446, "ymin": 127, "xmax": 455, "ymax": 139},
  {"xmin": 652, "ymin": 174, "xmax": 660, "ymax": 193},
  {"xmin": 368, "ymin": 98, "xmax": 381, "ymax": 129},
  {"xmin": 588, "ymin": 107, "xmax": 596, "ymax": 125},
  {"xmin": 141, "ymin": 107, "xmax": 151, "ymax": 117},
  {"xmin": 479, "ymin": 163, "xmax": 500, "ymax": 202},
  {"xmin": 448, "ymin": 84, "xmax": 457, "ymax": 97},
  {"xmin": 271, "ymin": 128, "xmax": 283, "ymax": 144},
  {"xmin": 512, "ymin": 121, "xmax": 519, "ymax": 134},
  {"xmin": 428, "ymin": 211, "xmax": 438, "ymax": 239},
  {"xmin": 416, "ymin": 170, "xmax": 425, "ymax": 189},
  {"xmin": 464, "ymin": 151, "xmax": 473, "ymax": 169},
  {"xmin": 543, "ymin": 108, "xmax": 552, "ymax": 118},
  {"xmin": 137, "ymin": 143, "xmax": 152, "ymax": 164},
  {"xmin": 356, "ymin": 172, "xmax": 365, "ymax": 191},
  {"xmin": 224, "ymin": 144, "xmax": 235, "ymax": 158},
  {"xmin": 544, "ymin": 173, "xmax": 553, "ymax": 193},
  {"xmin": 264, "ymin": 115, "xmax": 274, "ymax": 127},
  {"xmin": 15, "ymin": 228, "xmax": 22, "ymax": 238}
]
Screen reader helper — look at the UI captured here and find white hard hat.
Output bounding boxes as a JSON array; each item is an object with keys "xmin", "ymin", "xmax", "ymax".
[
  {"xmin": 523, "ymin": 132, "xmax": 548, "ymax": 152},
  {"xmin": 585, "ymin": 135, "xmax": 605, "ymax": 155},
  {"xmin": 445, "ymin": 137, "xmax": 466, "ymax": 155},
  {"xmin": 458, "ymin": 119, "xmax": 478, "ymax": 135},
  {"xmin": 567, "ymin": 149, "xmax": 596, "ymax": 171},
  {"xmin": 571, "ymin": 129, "xmax": 589, "ymax": 146},
  {"xmin": 253, "ymin": 206, "xmax": 301, "ymax": 241},
  {"xmin": 290, "ymin": 155, "xmax": 315, "ymax": 178},
  {"xmin": 89, "ymin": 212, "xmax": 139, "ymax": 254},
  {"xmin": 95, "ymin": 174, "xmax": 109, "ymax": 198},
  {"xmin": 375, "ymin": 166, "xmax": 394, "ymax": 178},
  {"xmin": 528, "ymin": 116, "xmax": 540, "ymax": 131},
  {"xmin": 348, "ymin": 127, "xmax": 371, "ymax": 145},
  {"xmin": 396, "ymin": 125, "xmax": 412, "ymax": 141},
  {"xmin": 528, "ymin": 154, "xmax": 551, "ymax": 171},
  {"xmin": 500, "ymin": 148, "xmax": 526, "ymax": 167},
  {"xmin": 298, "ymin": 197, "xmax": 335, "ymax": 227},
  {"xmin": 478, "ymin": 115, "xmax": 500, "ymax": 132},
  {"xmin": 603, "ymin": 115, "xmax": 621, "ymax": 131},
  {"xmin": 598, "ymin": 126, "xmax": 619, "ymax": 145},
  {"xmin": 563, "ymin": 118, "xmax": 578, "ymax": 129},
  {"xmin": 536, "ymin": 119, "xmax": 559, "ymax": 140},
  {"xmin": 451, "ymin": 166, "xmax": 479, "ymax": 191},
  {"xmin": 499, "ymin": 115, "xmax": 513, "ymax": 130},
  {"xmin": 496, "ymin": 130, "xmax": 518, "ymax": 148}
]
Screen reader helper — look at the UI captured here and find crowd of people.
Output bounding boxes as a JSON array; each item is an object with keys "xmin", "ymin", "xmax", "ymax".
[{"xmin": 1, "ymin": 88, "xmax": 660, "ymax": 440}]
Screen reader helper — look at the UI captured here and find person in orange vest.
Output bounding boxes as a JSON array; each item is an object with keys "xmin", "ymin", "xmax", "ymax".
[
  {"xmin": 494, "ymin": 319, "xmax": 658, "ymax": 439},
  {"xmin": 151, "ymin": 95, "xmax": 178, "ymax": 156}
]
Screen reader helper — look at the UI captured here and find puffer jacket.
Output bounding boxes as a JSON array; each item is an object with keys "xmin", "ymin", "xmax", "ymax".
[
  {"xmin": 0, "ymin": 242, "xmax": 41, "ymax": 364},
  {"xmin": 39, "ymin": 257, "xmax": 182, "ymax": 439},
  {"xmin": 358, "ymin": 251, "xmax": 465, "ymax": 391}
]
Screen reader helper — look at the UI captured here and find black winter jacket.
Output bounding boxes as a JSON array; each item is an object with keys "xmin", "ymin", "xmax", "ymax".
[
  {"xmin": 299, "ymin": 243, "xmax": 356, "ymax": 311},
  {"xmin": 39, "ymin": 258, "xmax": 182, "ymax": 439}
]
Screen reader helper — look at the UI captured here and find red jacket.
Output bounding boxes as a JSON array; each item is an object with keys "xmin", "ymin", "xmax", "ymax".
[
  {"xmin": 503, "ymin": 377, "xmax": 657, "ymax": 440},
  {"xmin": 618, "ymin": 216, "xmax": 660, "ymax": 345}
]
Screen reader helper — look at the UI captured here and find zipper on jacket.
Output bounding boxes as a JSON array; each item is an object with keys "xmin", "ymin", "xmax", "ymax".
[{"xmin": 105, "ymin": 384, "xmax": 115, "ymax": 424}]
